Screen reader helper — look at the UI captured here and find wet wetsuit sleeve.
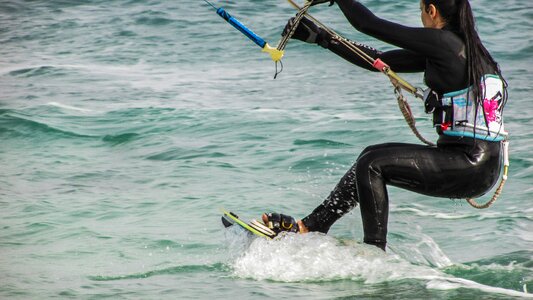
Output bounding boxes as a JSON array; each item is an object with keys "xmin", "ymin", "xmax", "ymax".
[
  {"xmin": 335, "ymin": 0, "xmax": 444, "ymax": 56},
  {"xmin": 325, "ymin": 38, "xmax": 426, "ymax": 72}
]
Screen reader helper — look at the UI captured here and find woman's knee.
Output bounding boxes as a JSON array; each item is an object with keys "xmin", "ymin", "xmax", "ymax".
[{"xmin": 356, "ymin": 146, "xmax": 380, "ymax": 172}]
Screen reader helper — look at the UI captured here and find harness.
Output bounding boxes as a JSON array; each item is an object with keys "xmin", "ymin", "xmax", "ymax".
[{"xmin": 436, "ymin": 74, "xmax": 508, "ymax": 141}]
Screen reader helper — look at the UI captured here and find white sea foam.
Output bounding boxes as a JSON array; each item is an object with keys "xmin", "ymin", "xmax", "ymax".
[
  {"xmin": 228, "ymin": 233, "xmax": 532, "ymax": 298},
  {"xmin": 47, "ymin": 102, "xmax": 92, "ymax": 112},
  {"xmin": 426, "ymin": 277, "xmax": 533, "ymax": 298},
  {"xmin": 395, "ymin": 206, "xmax": 475, "ymax": 220},
  {"xmin": 230, "ymin": 233, "xmax": 440, "ymax": 283},
  {"xmin": 394, "ymin": 204, "xmax": 532, "ymax": 222},
  {"xmin": 391, "ymin": 228, "xmax": 453, "ymax": 268}
]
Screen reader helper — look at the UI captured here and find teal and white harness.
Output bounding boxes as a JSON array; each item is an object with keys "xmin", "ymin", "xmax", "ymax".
[{"xmin": 438, "ymin": 74, "xmax": 508, "ymax": 141}]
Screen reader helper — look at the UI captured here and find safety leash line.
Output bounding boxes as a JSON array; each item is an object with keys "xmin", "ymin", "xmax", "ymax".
[
  {"xmin": 465, "ymin": 140, "xmax": 509, "ymax": 208},
  {"xmin": 394, "ymin": 86, "xmax": 436, "ymax": 146}
]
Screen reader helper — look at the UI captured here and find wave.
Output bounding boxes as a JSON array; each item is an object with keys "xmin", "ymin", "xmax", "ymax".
[
  {"xmin": 6, "ymin": 65, "xmax": 70, "ymax": 78},
  {"xmin": 0, "ymin": 106, "xmax": 169, "ymax": 143},
  {"xmin": 1, "ymin": 63, "xmax": 143, "ymax": 78},
  {"xmin": 443, "ymin": 250, "xmax": 533, "ymax": 294},
  {"xmin": 88, "ymin": 263, "xmax": 226, "ymax": 281},
  {"xmin": 394, "ymin": 205, "xmax": 533, "ymax": 221},
  {"xmin": 132, "ymin": 9, "xmax": 175, "ymax": 26},
  {"xmin": 145, "ymin": 147, "xmax": 229, "ymax": 162},
  {"xmin": 135, "ymin": 15, "xmax": 174, "ymax": 26},
  {"xmin": 426, "ymin": 277, "xmax": 532, "ymax": 298},
  {"xmin": 102, "ymin": 133, "xmax": 141, "ymax": 145},
  {"xmin": 0, "ymin": 110, "xmax": 95, "ymax": 139},
  {"xmin": 293, "ymin": 138, "xmax": 351, "ymax": 148},
  {"xmin": 47, "ymin": 102, "xmax": 92, "ymax": 112}
]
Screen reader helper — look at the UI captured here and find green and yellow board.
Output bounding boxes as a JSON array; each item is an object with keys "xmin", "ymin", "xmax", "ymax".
[{"xmin": 221, "ymin": 209, "xmax": 276, "ymax": 239}]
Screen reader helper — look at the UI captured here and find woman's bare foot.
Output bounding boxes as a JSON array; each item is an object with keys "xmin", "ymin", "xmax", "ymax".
[
  {"xmin": 261, "ymin": 213, "xmax": 270, "ymax": 225},
  {"xmin": 297, "ymin": 220, "xmax": 309, "ymax": 233}
]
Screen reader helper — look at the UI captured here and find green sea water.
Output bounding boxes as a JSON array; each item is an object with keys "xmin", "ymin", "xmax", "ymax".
[{"xmin": 1, "ymin": 0, "xmax": 532, "ymax": 299}]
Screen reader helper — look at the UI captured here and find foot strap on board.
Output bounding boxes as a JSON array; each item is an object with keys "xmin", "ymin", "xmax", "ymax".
[{"xmin": 263, "ymin": 212, "xmax": 300, "ymax": 235}]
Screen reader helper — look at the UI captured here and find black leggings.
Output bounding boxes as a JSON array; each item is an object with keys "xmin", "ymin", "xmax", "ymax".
[{"xmin": 301, "ymin": 136, "xmax": 502, "ymax": 249}]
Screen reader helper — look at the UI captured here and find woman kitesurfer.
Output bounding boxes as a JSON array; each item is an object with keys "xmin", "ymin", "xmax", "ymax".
[{"xmin": 262, "ymin": 0, "xmax": 508, "ymax": 250}]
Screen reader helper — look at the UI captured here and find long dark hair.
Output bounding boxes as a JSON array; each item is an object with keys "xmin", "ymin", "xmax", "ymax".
[{"xmin": 424, "ymin": 0, "xmax": 508, "ymax": 122}]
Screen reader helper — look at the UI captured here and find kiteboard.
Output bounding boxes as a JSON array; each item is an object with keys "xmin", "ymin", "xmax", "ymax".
[{"xmin": 221, "ymin": 209, "xmax": 276, "ymax": 239}]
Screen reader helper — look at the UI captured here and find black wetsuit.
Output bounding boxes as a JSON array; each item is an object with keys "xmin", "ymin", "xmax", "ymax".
[{"xmin": 301, "ymin": 0, "xmax": 503, "ymax": 250}]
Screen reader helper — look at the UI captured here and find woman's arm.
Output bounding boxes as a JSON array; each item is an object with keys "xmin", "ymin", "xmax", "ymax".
[
  {"xmin": 325, "ymin": 37, "xmax": 426, "ymax": 72},
  {"xmin": 335, "ymin": 0, "xmax": 445, "ymax": 58}
]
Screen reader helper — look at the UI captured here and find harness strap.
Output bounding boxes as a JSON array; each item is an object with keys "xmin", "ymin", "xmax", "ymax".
[
  {"xmin": 465, "ymin": 140, "xmax": 509, "ymax": 208},
  {"xmin": 466, "ymin": 178, "xmax": 505, "ymax": 208}
]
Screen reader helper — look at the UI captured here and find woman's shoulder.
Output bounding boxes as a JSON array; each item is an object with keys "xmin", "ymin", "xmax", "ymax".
[{"xmin": 433, "ymin": 28, "xmax": 466, "ymax": 60}]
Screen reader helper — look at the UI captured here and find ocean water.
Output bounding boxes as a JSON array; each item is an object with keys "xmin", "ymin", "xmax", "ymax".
[{"xmin": 1, "ymin": 0, "xmax": 532, "ymax": 299}]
